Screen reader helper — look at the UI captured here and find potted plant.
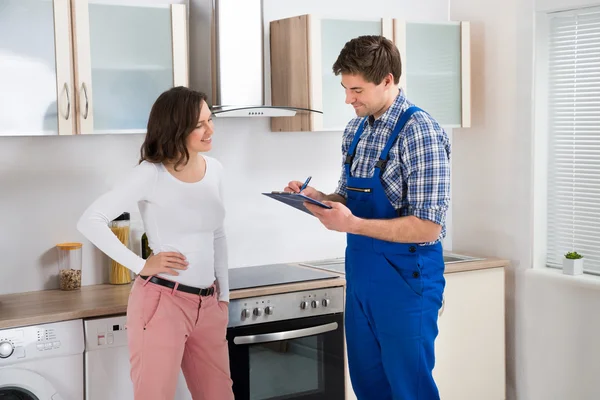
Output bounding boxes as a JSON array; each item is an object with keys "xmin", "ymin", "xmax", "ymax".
[{"xmin": 563, "ymin": 251, "xmax": 584, "ymax": 275}]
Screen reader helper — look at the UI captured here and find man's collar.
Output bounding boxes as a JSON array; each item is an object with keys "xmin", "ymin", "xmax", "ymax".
[{"xmin": 367, "ymin": 89, "xmax": 406, "ymax": 130}]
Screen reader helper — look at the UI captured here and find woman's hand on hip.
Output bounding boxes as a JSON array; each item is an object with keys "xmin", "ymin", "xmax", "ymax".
[{"xmin": 139, "ymin": 252, "xmax": 188, "ymax": 276}]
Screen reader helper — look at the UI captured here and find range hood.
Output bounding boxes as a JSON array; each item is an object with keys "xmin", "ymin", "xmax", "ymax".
[{"xmin": 189, "ymin": 0, "xmax": 322, "ymax": 118}]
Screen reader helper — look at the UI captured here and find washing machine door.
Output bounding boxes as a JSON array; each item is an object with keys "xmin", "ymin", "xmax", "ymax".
[{"xmin": 0, "ymin": 368, "xmax": 62, "ymax": 400}]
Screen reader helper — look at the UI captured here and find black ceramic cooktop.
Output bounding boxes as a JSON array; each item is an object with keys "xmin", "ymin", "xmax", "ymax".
[{"xmin": 229, "ymin": 263, "xmax": 340, "ymax": 291}]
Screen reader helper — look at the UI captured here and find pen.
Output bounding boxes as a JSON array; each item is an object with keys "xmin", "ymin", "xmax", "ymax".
[{"xmin": 299, "ymin": 176, "xmax": 312, "ymax": 192}]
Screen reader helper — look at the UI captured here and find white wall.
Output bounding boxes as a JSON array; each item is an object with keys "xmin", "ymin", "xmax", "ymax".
[
  {"xmin": 524, "ymin": 2, "xmax": 600, "ymax": 399},
  {"xmin": 450, "ymin": 0, "xmax": 600, "ymax": 398},
  {"xmin": 0, "ymin": 0, "xmax": 452, "ymax": 295}
]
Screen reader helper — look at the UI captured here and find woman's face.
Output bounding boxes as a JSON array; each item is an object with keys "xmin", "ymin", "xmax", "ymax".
[{"xmin": 186, "ymin": 101, "xmax": 214, "ymax": 153}]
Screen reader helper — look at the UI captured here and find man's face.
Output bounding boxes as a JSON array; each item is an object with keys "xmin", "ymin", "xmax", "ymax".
[{"xmin": 341, "ymin": 73, "xmax": 391, "ymax": 118}]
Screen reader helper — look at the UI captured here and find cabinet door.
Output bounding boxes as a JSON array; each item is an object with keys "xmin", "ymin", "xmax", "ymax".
[
  {"xmin": 433, "ymin": 267, "xmax": 506, "ymax": 400},
  {"xmin": 270, "ymin": 15, "xmax": 393, "ymax": 132},
  {"xmin": 0, "ymin": 0, "xmax": 74, "ymax": 136},
  {"xmin": 394, "ymin": 21, "xmax": 471, "ymax": 128},
  {"xmin": 74, "ymin": 1, "xmax": 188, "ymax": 134},
  {"xmin": 315, "ymin": 17, "xmax": 393, "ymax": 131}
]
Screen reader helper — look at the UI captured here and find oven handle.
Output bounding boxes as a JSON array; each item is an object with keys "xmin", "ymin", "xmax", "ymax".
[{"xmin": 232, "ymin": 322, "xmax": 339, "ymax": 345}]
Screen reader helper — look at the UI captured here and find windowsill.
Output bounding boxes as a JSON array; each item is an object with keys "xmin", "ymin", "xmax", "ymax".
[{"xmin": 528, "ymin": 266, "xmax": 600, "ymax": 291}]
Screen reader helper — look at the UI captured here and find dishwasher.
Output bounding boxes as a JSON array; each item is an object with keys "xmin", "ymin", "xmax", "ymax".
[{"xmin": 84, "ymin": 315, "xmax": 191, "ymax": 400}]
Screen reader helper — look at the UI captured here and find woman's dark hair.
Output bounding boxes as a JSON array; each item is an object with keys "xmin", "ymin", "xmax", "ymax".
[
  {"xmin": 332, "ymin": 35, "xmax": 402, "ymax": 85},
  {"xmin": 140, "ymin": 86, "xmax": 209, "ymax": 171}
]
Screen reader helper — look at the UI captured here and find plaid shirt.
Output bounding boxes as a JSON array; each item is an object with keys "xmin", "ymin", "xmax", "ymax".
[{"xmin": 335, "ymin": 90, "xmax": 451, "ymax": 244}]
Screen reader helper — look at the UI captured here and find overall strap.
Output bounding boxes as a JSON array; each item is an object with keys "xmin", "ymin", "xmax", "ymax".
[
  {"xmin": 344, "ymin": 118, "xmax": 368, "ymax": 175},
  {"xmin": 374, "ymin": 106, "xmax": 423, "ymax": 174}
]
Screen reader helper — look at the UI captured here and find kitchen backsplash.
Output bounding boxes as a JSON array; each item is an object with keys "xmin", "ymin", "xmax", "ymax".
[{"xmin": 0, "ymin": 118, "xmax": 453, "ymax": 295}]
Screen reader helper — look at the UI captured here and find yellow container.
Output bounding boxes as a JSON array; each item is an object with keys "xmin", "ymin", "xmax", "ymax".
[
  {"xmin": 109, "ymin": 213, "xmax": 133, "ymax": 284},
  {"xmin": 56, "ymin": 242, "xmax": 82, "ymax": 290}
]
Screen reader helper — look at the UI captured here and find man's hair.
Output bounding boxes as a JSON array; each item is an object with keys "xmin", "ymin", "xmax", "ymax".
[{"xmin": 332, "ymin": 35, "xmax": 402, "ymax": 85}]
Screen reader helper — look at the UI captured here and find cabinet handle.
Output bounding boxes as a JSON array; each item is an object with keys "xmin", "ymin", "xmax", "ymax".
[
  {"xmin": 81, "ymin": 82, "xmax": 89, "ymax": 119},
  {"xmin": 61, "ymin": 82, "xmax": 71, "ymax": 120},
  {"xmin": 439, "ymin": 295, "xmax": 445, "ymax": 317}
]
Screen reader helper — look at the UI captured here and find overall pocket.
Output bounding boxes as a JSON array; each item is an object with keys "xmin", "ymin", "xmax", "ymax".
[{"xmin": 382, "ymin": 253, "xmax": 423, "ymax": 297}]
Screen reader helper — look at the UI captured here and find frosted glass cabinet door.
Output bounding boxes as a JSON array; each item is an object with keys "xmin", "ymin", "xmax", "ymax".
[
  {"xmin": 395, "ymin": 21, "xmax": 471, "ymax": 128},
  {"xmin": 74, "ymin": 1, "xmax": 188, "ymax": 134},
  {"xmin": 0, "ymin": 0, "xmax": 74, "ymax": 136},
  {"xmin": 318, "ymin": 19, "xmax": 389, "ymax": 131}
]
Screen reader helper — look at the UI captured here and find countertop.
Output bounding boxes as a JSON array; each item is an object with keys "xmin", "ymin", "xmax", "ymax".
[
  {"xmin": 442, "ymin": 255, "xmax": 510, "ymax": 274},
  {"xmin": 0, "ymin": 253, "xmax": 509, "ymax": 331},
  {"xmin": 295, "ymin": 252, "xmax": 510, "ymax": 275},
  {"xmin": 0, "ymin": 277, "xmax": 345, "ymax": 330}
]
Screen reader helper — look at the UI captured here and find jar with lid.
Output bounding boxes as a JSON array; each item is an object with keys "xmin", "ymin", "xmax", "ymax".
[
  {"xmin": 56, "ymin": 242, "xmax": 82, "ymax": 290},
  {"xmin": 109, "ymin": 212, "xmax": 133, "ymax": 284}
]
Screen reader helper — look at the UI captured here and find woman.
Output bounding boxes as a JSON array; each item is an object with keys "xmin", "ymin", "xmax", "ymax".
[{"xmin": 77, "ymin": 86, "xmax": 234, "ymax": 400}]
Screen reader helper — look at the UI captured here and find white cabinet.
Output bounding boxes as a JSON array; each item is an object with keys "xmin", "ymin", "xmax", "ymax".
[
  {"xmin": 344, "ymin": 340, "xmax": 358, "ymax": 400},
  {"xmin": 0, "ymin": 0, "xmax": 188, "ymax": 136},
  {"xmin": 269, "ymin": 15, "xmax": 471, "ymax": 132},
  {"xmin": 433, "ymin": 267, "xmax": 506, "ymax": 400}
]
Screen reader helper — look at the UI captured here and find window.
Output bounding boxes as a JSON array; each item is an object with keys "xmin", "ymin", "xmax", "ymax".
[{"xmin": 546, "ymin": 7, "xmax": 600, "ymax": 274}]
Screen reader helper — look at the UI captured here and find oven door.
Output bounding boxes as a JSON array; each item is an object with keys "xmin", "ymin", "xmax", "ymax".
[{"xmin": 227, "ymin": 313, "xmax": 345, "ymax": 400}]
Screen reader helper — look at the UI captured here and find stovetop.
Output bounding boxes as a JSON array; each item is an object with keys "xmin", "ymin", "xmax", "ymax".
[
  {"xmin": 229, "ymin": 263, "xmax": 341, "ymax": 291},
  {"xmin": 227, "ymin": 263, "xmax": 345, "ymax": 328},
  {"xmin": 298, "ymin": 257, "xmax": 346, "ymax": 274}
]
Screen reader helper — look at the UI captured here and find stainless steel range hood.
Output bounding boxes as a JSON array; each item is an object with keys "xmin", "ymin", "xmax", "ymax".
[{"xmin": 189, "ymin": 0, "xmax": 322, "ymax": 118}]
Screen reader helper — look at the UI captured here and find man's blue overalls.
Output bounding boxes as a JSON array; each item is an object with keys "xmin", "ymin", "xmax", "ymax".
[{"xmin": 344, "ymin": 106, "xmax": 446, "ymax": 400}]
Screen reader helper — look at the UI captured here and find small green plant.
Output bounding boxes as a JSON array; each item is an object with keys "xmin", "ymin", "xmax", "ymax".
[{"xmin": 565, "ymin": 251, "xmax": 583, "ymax": 259}]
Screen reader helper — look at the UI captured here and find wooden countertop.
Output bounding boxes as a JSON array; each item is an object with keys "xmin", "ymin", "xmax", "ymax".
[
  {"xmin": 0, "ymin": 253, "xmax": 506, "ymax": 330},
  {"xmin": 294, "ymin": 253, "xmax": 510, "ymax": 276},
  {"xmin": 444, "ymin": 255, "xmax": 509, "ymax": 273},
  {"xmin": 0, "ymin": 277, "xmax": 345, "ymax": 330}
]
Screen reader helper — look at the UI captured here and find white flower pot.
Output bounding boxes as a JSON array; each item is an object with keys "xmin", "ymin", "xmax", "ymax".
[{"xmin": 563, "ymin": 258, "xmax": 584, "ymax": 275}]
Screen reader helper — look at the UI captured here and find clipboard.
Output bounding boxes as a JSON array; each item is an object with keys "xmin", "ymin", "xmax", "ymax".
[{"xmin": 262, "ymin": 191, "xmax": 332, "ymax": 215}]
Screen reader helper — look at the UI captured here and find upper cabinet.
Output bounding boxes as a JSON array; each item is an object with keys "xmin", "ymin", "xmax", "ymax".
[
  {"xmin": 269, "ymin": 14, "xmax": 471, "ymax": 132},
  {"xmin": 270, "ymin": 15, "xmax": 393, "ymax": 132},
  {"xmin": 395, "ymin": 21, "xmax": 471, "ymax": 129},
  {"xmin": 0, "ymin": 0, "xmax": 74, "ymax": 136},
  {"xmin": 0, "ymin": 0, "xmax": 188, "ymax": 136}
]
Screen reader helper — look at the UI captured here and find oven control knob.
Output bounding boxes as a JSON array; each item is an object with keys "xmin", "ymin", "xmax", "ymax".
[
  {"xmin": 0, "ymin": 342, "xmax": 14, "ymax": 359},
  {"xmin": 311, "ymin": 300, "xmax": 320, "ymax": 309},
  {"xmin": 300, "ymin": 301, "xmax": 308, "ymax": 309},
  {"xmin": 322, "ymin": 299, "xmax": 330, "ymax": 307},
  {"xmin": 253, "ymin": 307, "xmax": 263, "ymax": 316},
  {"xmin": 241, "ymin": 309, "xmax": 251, "ymax": 318},
  {"xmin": 265, "ymin": 306, "xmax": 274, "ymax": 315}
]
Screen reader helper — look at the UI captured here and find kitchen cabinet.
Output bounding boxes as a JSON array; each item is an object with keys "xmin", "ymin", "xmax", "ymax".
[
  {"xmin": 270, "ymin": 15, "xmax": 394, "ymax": 132},
  {"xmin": 343, "ymin": 267, "xmax": 505, "ymax": 400},
  {"xmin": 269, "ymin": 14, "xmax": 470, "ymax": 132},
  {"xmin": 394, "ymin": 20, "xmax": 471, "ymax": 128},
  {"xmin": 0, "ymin": 0, "xmax": 188, "ymax": 136},
  {"xmin": 433, "ymin": 267, "xmax": 506, "ymax": 400}
]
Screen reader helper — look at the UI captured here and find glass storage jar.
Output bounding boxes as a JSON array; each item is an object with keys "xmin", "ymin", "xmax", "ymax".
[
  {"xmin": 109, "ymin": 212, "xmax": 133, "ymax": 284},
  {"xmin": 56, "ymin": 242, "xmax": 83, "ymax": 290}
]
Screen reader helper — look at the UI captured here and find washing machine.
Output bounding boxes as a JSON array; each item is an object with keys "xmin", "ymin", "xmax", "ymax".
[
  {"xmin": 84, "ymin": 315, "xmax": 191, "ymax": 400},
  {"xmin": 0, "ymin": 319, "xmax": 84, "ymax": 400}
]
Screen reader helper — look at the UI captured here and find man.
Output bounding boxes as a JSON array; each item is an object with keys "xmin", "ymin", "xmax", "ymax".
[{"xmin": 284, "ymin": 35, "xmax": 450, "ymax": 400}]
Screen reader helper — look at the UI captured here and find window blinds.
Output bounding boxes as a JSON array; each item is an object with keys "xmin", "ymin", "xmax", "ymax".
[{"xmin": 547, "ymin": 7, "xmax": 600, "ymax": 273}]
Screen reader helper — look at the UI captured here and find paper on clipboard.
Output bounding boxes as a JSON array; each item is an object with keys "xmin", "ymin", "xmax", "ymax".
[{"xmin": 262, "ymin": 191, "xmax": 332, "ymax": 215}]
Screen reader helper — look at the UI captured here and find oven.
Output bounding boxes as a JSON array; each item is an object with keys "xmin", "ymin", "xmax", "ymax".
[{"xmin": 226, "ymin": 286, "xmax": 345, "ymax": 400}]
